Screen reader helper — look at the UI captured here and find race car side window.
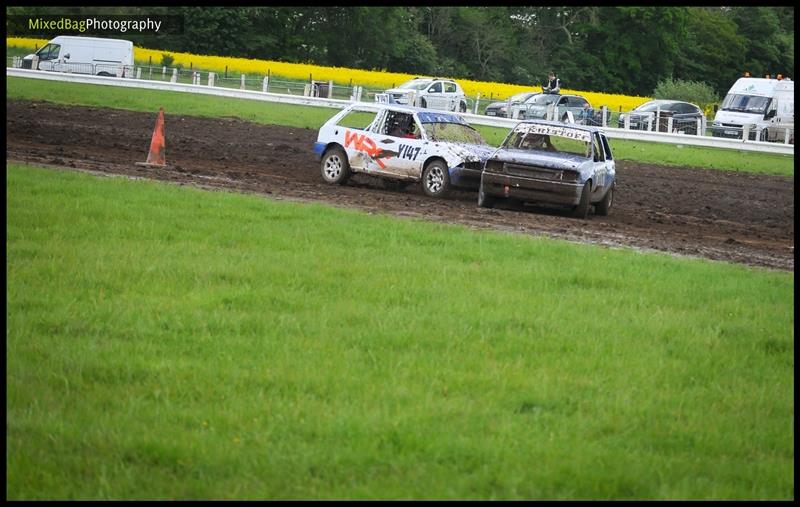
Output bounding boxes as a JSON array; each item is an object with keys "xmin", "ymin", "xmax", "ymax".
[
  {"xmin": 428, "ymin": 82, "xmax": 442, "ymax": 93},
  {"xmin": 336, "ymin": 109, "xmax": 378, "ymax": 130},
  {"xmin": 444, "ymin": 82, "xmax": 457, "ymax": 93},
  {"xmin": 593, "ymin": 133, "xmax": 605, "ymax": 162},
  {"xmin": 601, "ymin": 135, "xmax": 613, "ymax": 160}
]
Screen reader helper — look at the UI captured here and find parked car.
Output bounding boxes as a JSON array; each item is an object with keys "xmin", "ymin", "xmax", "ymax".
[
  {"xmin": 618, "ymin": 99, "xmax": 704, "ymax": 134},
  {"xmin": 314, "ymin": 104, "xmax": 495, "ymax": 197},
  {"xmin": 484, "ymin": 91, "xmax": 539, "ymax": 117},
  {"xmin": 478, "ymin": 120, "xmax": 616, "ymax": 218},
  {"xmin": 381, "ymin": 77, "xmax": 469, "ymax": 113},
  {"xmin": 512, "ymin": 93, "xmax": 610, "ymax": 126},
  {"xmin": 21, "ymin": 36, "xmax": 134, "ymax": 76}
]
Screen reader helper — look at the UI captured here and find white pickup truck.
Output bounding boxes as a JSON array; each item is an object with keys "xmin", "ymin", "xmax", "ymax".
[{"xmin": 313, "ymin": 104, "xmax": 495, "ymax": 197}]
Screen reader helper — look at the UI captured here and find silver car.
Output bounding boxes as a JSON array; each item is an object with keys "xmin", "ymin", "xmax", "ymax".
[
  {"xmin": 382, "ymin": 77, "xmax": 468, "ymax": 113},
  {"xmin": 478, "ymin": 120, "xmax": 616, "ymax": 218}
]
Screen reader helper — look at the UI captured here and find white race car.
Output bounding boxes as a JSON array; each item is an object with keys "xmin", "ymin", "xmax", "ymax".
[{"xmin": 313, "ymin": 104, "xmax": 495, "ymax": 198}]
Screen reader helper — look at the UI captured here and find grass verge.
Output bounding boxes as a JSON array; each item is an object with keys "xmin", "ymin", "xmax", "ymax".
[
  {"xmin": 7, "ymin": 163, "xmax": 794, "ymax": 499},
  {"xmin": 6, "ymin": 76, "xmax": 794, "ymax": 176}
]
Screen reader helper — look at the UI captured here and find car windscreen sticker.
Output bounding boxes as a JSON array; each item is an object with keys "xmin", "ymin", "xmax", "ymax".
[
  {"xmin": 418, "ymin": 112, "xmax": 467, "ymax": 125},
  {"xmin": 514, "ymin": 123, "xmax": 591, "ymax": 142}
]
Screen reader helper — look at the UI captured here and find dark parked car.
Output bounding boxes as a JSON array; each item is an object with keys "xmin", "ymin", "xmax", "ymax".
[
  {"xmin": 484, "ymin": 91, "xmax": 539, "ymax": 117},
  {"xmin": 512, "ymin": 93, "xmax": 611, "ymax": 126},
  {"xmin": 478, "ymin": 120, "xmax": 616, "ymax": 218},
  {"xmin": 617, "ymin": 100, "xmax": 704, "ymax": 134}
]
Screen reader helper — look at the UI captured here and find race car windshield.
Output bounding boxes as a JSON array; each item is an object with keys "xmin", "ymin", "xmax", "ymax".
[
  {"xmin": 721, "ymin": 94, "xmax": 771, "ymax": 114},
  {"xmin": 399, "ymin": 79, "xmax": 432, "ymax": 91},
  {"xmin": 503, "ymin": 125, "xmax": 592, "ymax": 158},
  {"xmin": 423, "ymin": 122, "xmax": 487, "ymax": 144}
]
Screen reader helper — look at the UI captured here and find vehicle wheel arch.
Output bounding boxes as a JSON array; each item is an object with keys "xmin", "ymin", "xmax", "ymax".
[
  {"xmin": 422, "ymin": 155, "xmax": 449, "ymax": 173},
  {"xmin": 322, "ymin": 141, "xmax": 345, "ymax": 155}
]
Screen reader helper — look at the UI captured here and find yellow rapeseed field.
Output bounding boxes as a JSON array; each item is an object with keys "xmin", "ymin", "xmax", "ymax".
[{"xmin": 8, "ymin": 36, "xmax": 650, "ymax": 111}]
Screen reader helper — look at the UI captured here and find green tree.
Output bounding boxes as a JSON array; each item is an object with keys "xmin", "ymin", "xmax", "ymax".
[{"xmin": 674, "ymin": 7, "xmax": 746, "ymax": 95}]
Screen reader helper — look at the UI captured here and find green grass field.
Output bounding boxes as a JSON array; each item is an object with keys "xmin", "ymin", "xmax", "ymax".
[
  {"xmin": 6, "ymin": 76, "xmax": 794, "ymax": 176},
  {"xmin": 7, "ymin": 163, "xmax": 794, "ymax": 500}
]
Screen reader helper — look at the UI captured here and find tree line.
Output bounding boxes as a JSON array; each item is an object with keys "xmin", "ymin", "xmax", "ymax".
[{"xmin": 8, "ymin": 6, "xmax": 795, "ymax": 97}]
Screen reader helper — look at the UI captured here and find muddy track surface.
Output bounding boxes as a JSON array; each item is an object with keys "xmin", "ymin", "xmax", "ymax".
[{"xmin": 6, "ymin": 100, "xmax": 794, "ymax": 271}]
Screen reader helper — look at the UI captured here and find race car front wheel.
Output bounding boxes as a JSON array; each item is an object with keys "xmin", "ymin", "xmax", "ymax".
[
  {"xmin": 422, "ymin": 160, "xmax": 451, "ymax": 198},
  {"xmin": 321, "ymin": 147, "xmax": 351, "ymax": 185}
]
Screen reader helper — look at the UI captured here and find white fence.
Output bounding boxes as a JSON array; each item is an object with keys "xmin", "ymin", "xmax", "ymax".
[{"xmin": 7, "ymin": 67, "xmax": 793, "ymax": 156}]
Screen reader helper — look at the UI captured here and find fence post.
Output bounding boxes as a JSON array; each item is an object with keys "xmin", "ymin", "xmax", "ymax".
[
  {"xmin": 655, "ymin": 107, "xmax": 661, "ymax": 132},
  {"xmin": 208, "ymin": 72, "xmax": 215, "ymax": 87},
  {"xmin": 601, "ymin": 106, "xmax": 607, "ymax": 127},
  {"xmin": 262, "ymin": 76, "xmax": 269, "ymax": 93},
  {"xmin": 742, "ymin": 124, "xmax": 750, "ymax": 141},
  {"xmin": 784, "ymin": 127, "xmax": 790, "ymax": 144},
  {"xmin": 698, "ymin": 117, "xmax": 703, "ymax": 136},
  {"xmin": 162, "ymin": 66, "xmax": 166, "ymax": 80},
  {"xmin": 136, "ymin": 67, "xmax": 142, "ymax": 79},
  {"xmin": 667, "ymin": 117, "xmax": 674, "ymax": 133},
  {"xmin": 474, "ymin": 93, "xmax": 480, "ymax": 114},
  {"xmin": 328, "ymin": 80, "xmax": 333, "ymax": 99},
  {"xmin": 624, "ymin": 114, "xmax": 630, "ymax": 130},
  {"xmin": 303, "ymin": 83, "xmax": 310, "ymax": 97},
  {"xmin": 240, "ymin": 74, "xmax": 246, "ymax": 90},
  {"xmin": 31, "ymin": 55, "xmax": 39, "ymax": 70},
  {"xmin": 170, "ymin": 68, "xmax": 177, "ymax": 83}
]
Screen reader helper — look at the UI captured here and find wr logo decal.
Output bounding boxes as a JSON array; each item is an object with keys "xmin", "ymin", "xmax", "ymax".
[{"xmin": 344, "ymin": 130, "xmax": 394, "ymax": 168}]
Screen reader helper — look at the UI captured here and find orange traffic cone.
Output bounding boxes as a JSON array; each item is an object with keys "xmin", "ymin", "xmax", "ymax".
[{"xmin": 137, "ymin": 107, "xmax": 166, "ymax": 167}]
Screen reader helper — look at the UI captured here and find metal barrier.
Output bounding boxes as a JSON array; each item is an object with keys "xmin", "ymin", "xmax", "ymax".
[{"xmin": 6, "ymin": 66, "xmax": 793, "ymax": 155}]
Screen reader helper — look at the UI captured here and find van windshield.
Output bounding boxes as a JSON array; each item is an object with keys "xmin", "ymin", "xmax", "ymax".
[
  {"xmin": 36, "ymin": 43, "xmax": 60, "ymax": 61},
  {"xmin": 721, "ymin": 94, "xmax": 772, "ymax": 114}
]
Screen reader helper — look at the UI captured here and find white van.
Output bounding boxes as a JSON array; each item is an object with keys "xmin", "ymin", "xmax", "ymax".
[
  {"xmin": 22, "ymin": 36, "xmax": 134, "ymax": 77},
  {"xmin": 710, "ymin": 77, "xmax": 794, "ymax": 142}
]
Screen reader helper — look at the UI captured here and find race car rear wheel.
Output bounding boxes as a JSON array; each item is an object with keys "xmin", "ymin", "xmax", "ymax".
[
  {"xmin": 572, "ymin": 181, "xmax": 591, "ymax": 219},
  {"xmin": 321, "ymin": 147, "xmax": 351, "ymax": 185},
  {"xmin": 595, "ymin": 184, "xmax": 614, "ymax": 216},
  {"xmin": 422, "ymin": 160, "xmax": 450, "ymax": 198},
  {"xmin": 459, "ymin": 102, "xmax": 467, "ymax": 113}
]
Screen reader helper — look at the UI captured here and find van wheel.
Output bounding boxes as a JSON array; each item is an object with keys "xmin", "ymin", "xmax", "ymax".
[
  {"xmin": 320, "ymin": 147, "xmax": 351, "ymax": 185},
  {"xmin": 422, "ymin": 160, "xmax": 450, "ymax": 198},
  {"xmin": 97, "ymin": 72, "xmax": 112, "ymax": 77},
  {"xmin": 572, "ymin": 181, "xmax": 591, "ymax": 219}
]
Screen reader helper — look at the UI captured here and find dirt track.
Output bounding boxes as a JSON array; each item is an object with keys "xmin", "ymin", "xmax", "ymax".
[{"xmin": 6, "ymin": 100, "xmax": 795, "ymax": 271}]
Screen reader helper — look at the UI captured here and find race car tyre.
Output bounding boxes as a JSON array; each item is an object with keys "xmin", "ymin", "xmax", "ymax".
[
  {"xmin": 459, "ymin": 102, "xmax": 467, "ymax": 113},
  {"xmin": 572, "ymin": 181, "xmax": 591, "ymax": 219},
  {"xmin": 595, "ymin": 184, "xmax": 614, "ymax": 216},
  {"xmin": 477, "ymin": 185, "xmax": 495, "ymax": 208},
  {"xmin": 420, "ymin": 98, "xmax": 427, "ymax": 109},
  {"xmin": 422, "ymin": 160, "xmax": 451, "ymax": 198},
  {"xmin": 320, "ymin": 147, "xmax": 351, "ymax": 185}
]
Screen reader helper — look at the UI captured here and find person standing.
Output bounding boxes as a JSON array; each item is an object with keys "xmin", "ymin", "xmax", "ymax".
[{"xmin": 543, "ymin": 71, "xmax": 560, "ymax": 94}]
